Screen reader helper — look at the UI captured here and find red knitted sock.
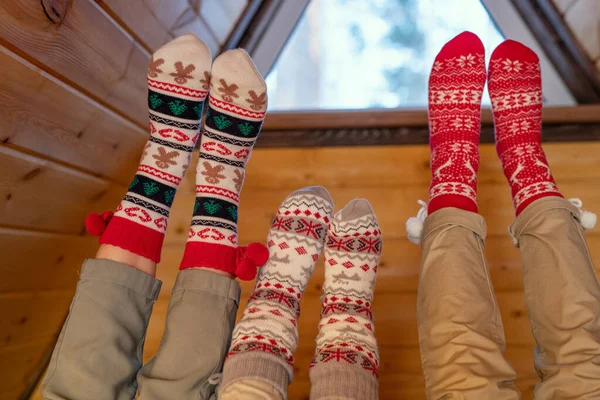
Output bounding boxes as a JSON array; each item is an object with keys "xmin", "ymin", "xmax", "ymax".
[
  {"xmin": 488, "ymin": 40, "xmax": 562, "ymax": 216},
  {"xmin": 427, "ymin": 31, "xmax": 486, "ymax": 215}
]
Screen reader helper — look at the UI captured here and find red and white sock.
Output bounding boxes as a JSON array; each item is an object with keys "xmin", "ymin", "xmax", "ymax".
[
  {"xmin": 427, "ymin": 31, "xmax": 486, "ymax": 215},
  {"xmin": 179, "ymin": 49, "xmax": 268, "ymax": 279},
  {"xmin": 87, "ymin": 34, "xmax": 210, "ymax": 262},
  {"xmin": 488, "ymin": 40, "xmax": 562, "ymax": 215}
]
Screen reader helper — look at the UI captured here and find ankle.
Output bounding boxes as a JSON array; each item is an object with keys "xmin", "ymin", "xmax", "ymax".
[{"xmin": 96, "ymin": 244, "xmax": 157, "ymax": 277}]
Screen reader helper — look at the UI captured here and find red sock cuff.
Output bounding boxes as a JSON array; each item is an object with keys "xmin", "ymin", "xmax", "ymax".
[
  {"xmin": 179, "ymin": 241, "xmax": 237, "ymax": 273},
  {"xmin": 99, "ymin": 216, "xmax": 164, "ymax": 262}
]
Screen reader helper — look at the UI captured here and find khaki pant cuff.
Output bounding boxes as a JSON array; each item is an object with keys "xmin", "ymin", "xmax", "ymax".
[
  {"xmin": 422, "ymin": 207, "xmax": 487, "ymax": 243},
  {"xmin": 174, "ymin": 269, "xmax": 241, "ymax": 304},
  {"xmin": 510, "ymin": 196, "xmax": 579, "ymax": 245},
  {"xmin": 82, "ymin": 259, "xmax": 162, "ymax": 300}
]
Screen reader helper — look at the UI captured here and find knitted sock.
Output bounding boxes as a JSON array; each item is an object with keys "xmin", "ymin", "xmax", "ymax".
[
  {"xmin": 310, "ymin": 199, "xmax": 382, "ymax": 400},
  {"xmin": 179, "ymin": 49, "xmax": 268, "ymax": 277},
  {"xmin": 220, "ymin": 187, "xmax": 334, "ymax": 396},
  {"xmin": 427, "ymin": 31, "xmax": 486, "ymax": 215},
  {"xmin": 87, "ymin": 34, "xmax": 211, "ymax": 262},
  {"xmin": 488, "ymin": 40, "xmax": 562, "ymax": 216}
]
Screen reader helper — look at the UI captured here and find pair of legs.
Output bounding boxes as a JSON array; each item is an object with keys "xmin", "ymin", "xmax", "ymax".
[
  {"xmin": 219, "ymin": 190, "xmax": 382, "ymax": 400},
  {"xmin": 43, "ymin": 34, "xmax": 268, "ymax": 399},
  {"xmin": 42, "ymin": 33, "xmax": 382, "ymax": 400},
  {"xmin": 414, "ymin": 32, "xmax": 600, "ymax": 398}
]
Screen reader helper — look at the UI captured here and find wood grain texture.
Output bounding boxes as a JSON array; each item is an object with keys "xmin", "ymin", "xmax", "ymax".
[
  {"xmin": 171, "ymin": 8, "xmax": 221, "ymax": 57},
  {"xmin": 0, "ymin": 145, "xmax": 125, "ymax": 233},
  {"xmin": 0, "ymin": 46, "xmax": 147, "ymax": 185},
  {"xmin": 0, "ymin": 228, "xmax": 97, "ymax": 293},
  {"xmin": 0, "ymin": 0, "xmax": 149, "ymax": 126},
  {"xmin": 262, "ymin": 106, "xmax": 600, "ymax": 130}
]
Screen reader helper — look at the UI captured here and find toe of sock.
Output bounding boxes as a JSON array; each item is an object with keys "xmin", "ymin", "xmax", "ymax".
[
  {"xmin": 338, "ymin": 198, "xmax": 374, "ymax": 221},
  {"xmin": 435, "ymin": 31, "xmax": 484, "ymax": 61},
  {"xmin": 149, "ymin": 34, "xmax": 212, "ymax": 91},
  {"xmin": 211, "ymin": 49, "xmax": 267, "ymax": 111},
  {"xmin": 491, "ymin": 39, "xmax": 539, "ymax": 64},
  {"xmin": 288, "ymin": 186, "xmax": 333, "ymax": 204}
]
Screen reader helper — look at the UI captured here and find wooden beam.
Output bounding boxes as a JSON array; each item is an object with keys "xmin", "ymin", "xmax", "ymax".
[
  {"xmin": 508, "ymin": 0, "xmax": 600, "ymax": 103},
  {"xmin": 258, "ymin": 106, "xmax": 600, "ymax": 147}
]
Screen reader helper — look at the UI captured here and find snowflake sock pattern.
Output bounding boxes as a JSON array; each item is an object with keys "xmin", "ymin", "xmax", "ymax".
[
  {"xmin": 91, "ymin": 34, "xmax": 211, "ymax": 262},
  {"xmin": 310, "ymin": 199, "xmax": 382, "ymax": 400},
  {"xmin": 219, "ymin": 187, "xmax": 334, "ymax": 396},
  {"xmin": 488, "ymin": 40, "xmax": 562, "ymax": 215},
  {"xmin": 180, "ymin": 49, "xmax": 268, "ymax": 276},
  {"xmin": 427, "ymin": 31, "xmax": 486, "ymax": 215}
]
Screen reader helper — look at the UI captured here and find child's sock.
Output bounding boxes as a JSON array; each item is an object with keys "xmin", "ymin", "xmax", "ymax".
[
  {"xmin": 488, "ymin": 40, "xmax": 562, "ymax": 216},
  {"xmin": 310, "ymin": 199, "xmax": 382, "ymax": 399},
  {"xmin": 87, "ymin": 34, "xmax": 211, "ymax": 262},
  {"xmin": 220, "ymin": 187, "xmax": 334, "ymax": 396},
  {"xmin": 427, "ymin": 31, "xmax": 486, "ymax": 215},
  {"xmin": 179, "ymin": 49, "xmax": 268, "ymax": 277}
]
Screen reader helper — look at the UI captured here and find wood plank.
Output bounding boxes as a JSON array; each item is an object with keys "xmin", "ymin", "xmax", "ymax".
[
  {"xmin": 198, "ymin": 0, "xmax": 236, "ymax": 43},
  {"xmin": 0, "ymin": 290, "xmax": 72, "ymax": 348},
  {"xmin": 0, "ymin": 228, "xmax": 97, "ymax": 293},
  {"xmin": 235, "ymin": 144, "xmax": 600, "ymax": 190},
  {"xmin": 165, "ymin": 181, "xmax": 600, "ymax": 244},
  {"xmin": 262, "ymin": 106, "xmax": 600, "ymax": 130},
  {"xmin": 553, "ymin": 0, "xmax": 578, "ymax": 14},
  {"xmin": 564, "ymin": 0, "xmax": 600, "ymax": 60},
  {"xmin": 219, "ymin": 0, "xmax": 248, "ymax": 21},
  {"xmin": 258, "ymin": 122, "xmax": 600, "ymax": 147},
  {"xmin": 96, "ymin": 0, "xmax": 172, "ymax": 51},
  {"xmin": 157, "ymin": 235, "xmax": 600, "ymax": 297},
  {"xmin": 171, "ymin": 10, "xmax": 221, "ymax": 57},
  {"xmin": 0, "ymin": 145, "xmax": 124, "ymax": 233},
  {"xmin": 143, "ymin": 0, "xmax": 189, "ymax": 31},
  {"xmin": 0, "ymin": 339, "xmax": 54, "ymax": 400},
  {"xmin": 0, "ymin": 45, "xmax": 147, "ymax": 185},
  {"xmin": 0, "ymin": 0, "xmax": 149, "ymax": 126}
]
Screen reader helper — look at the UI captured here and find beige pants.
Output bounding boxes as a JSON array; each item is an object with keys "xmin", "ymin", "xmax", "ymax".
[
  {"xmin": 419, "ymin": 197, "xmax": 600, "ymax": 399},
  {"xmin": 41, "ymin": 260, "xmax": 240, "ymax": 400}
]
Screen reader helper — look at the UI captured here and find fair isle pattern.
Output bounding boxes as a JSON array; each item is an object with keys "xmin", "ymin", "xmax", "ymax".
[
  {"xmin": 427, "ymin": 32, "xmax": 486, "ymax": 214},
  {"xmin": 311, "ymin": 203, "xmax": 382, "ymax": 378},
  {"xmin": 488, "ymin": 41, "xmax": 562, "ymax": 215},
  {"xmin": 100, "ymin": 35, "xmax": 211, "ymax": 262},
  {"xmin": 183, "ymin": 51, "xmax": 268, "ymax": 259},
  {"xmin": 226, "ymin": 189, "xmax": 334, "ymax": 379}
]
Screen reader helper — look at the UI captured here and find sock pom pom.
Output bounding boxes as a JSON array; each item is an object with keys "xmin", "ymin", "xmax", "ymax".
[
  {"xmin": 85, "ymin": 211, "xmax": 114, "ymax": 237},
  {"xmin": 406, "ymin": 217, "xmax": 424, "ymax": 245},
  {"xmin": 580, "ymin": 210, "xmax": 597, "ymax": 230},
  {"xmin": 235, "ymin": 242, "xmax": 269, "ymax": 281}
]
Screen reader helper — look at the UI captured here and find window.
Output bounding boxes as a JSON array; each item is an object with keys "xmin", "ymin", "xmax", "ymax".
[{"xmin": 265, "ymin": 0, "xmax": 505, "ymax": 111}]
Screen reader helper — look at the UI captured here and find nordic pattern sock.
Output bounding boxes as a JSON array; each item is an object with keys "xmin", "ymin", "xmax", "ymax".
[
  {"xmin": 220, "ymin": 187, "xmax": 334, "ymax": 397},
  {"xmin": 90, "ymin": 34, "xmax": 211, "ymax": 262},
  {"xmin": 488, "ymin": 40, "xmax": 562, "ymax": 216},
  {"xmin": 427, "ymin": 31, "xmax": 486, "ymax": 215},
  {"xmin": 179, "ymin": 49, "xmax": 268, "ymax": 277},
  {"xmin": 310, "ymin": 199, "xmax": 382, "ymax": 400}
]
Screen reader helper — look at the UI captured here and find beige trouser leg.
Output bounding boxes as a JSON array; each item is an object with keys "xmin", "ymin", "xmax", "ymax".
[
  {"xmin": 510, "ymin": 197, "xmax": 600, "ymax": 399},
  {"xmin": 137, "ymin": 269, "xmax": 240, "ymax": 400},
  {"xmin": 42, "ymin": 259, "xmax": 162, "ymax": 400},
  {"xmin": 418, "ymin": 207, "xmax": 521, "ymax": 399}
]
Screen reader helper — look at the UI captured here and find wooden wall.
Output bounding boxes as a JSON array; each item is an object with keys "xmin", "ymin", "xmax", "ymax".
[
  {"xmin": 552, "ymin": 0, "xmax": 600, "ymax": 75},
  {"xmin": 0, "ymin": 0, "xmax": 247, "ymax": 398},
  {"xmin": 140, "ymin": 142, "xmax": 597, "ymax": 400}
]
